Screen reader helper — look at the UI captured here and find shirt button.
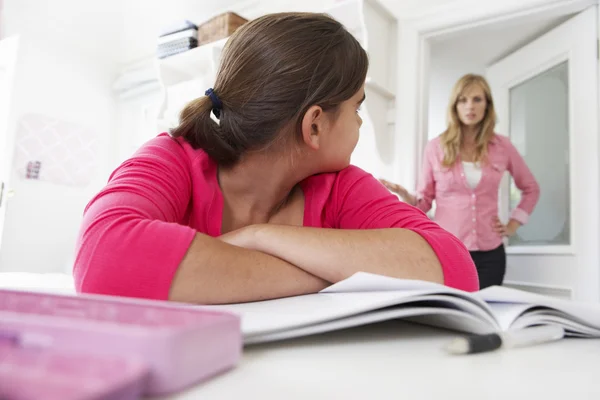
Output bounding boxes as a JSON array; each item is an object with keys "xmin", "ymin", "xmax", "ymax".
[
  {"xmin": 472, "ymin": 206, "xmax": 476, "ymax": 210},
  {"xmin": 472, "ymin": 218, "xmax": 476, "ymax": 222},
  {"xmin": 472, "ymin": 194, "xmax": 476, "ymax": 198}
]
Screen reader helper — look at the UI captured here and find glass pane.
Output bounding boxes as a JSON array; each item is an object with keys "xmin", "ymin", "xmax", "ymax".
[{"xmin": 508, "ymin": 61, "xmax": 570, "ymax": 246}]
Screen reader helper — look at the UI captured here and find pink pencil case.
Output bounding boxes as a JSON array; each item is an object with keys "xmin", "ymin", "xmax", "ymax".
[
  {"xmin": 0, "ymin": 334, "xmax": 149, "ymax": 400},
  {"xmin": 0, "ymin": 289, "xmax": 242, "ymax": 396}
]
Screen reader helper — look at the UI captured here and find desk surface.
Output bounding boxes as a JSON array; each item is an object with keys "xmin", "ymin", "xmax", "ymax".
[
  {"xmin": 157, "ymin": 321, "xmax": 600, "ymax": 400},
  {"xmin": 2, "ymin": 277, "xmax": 595, "ymax": 400}
]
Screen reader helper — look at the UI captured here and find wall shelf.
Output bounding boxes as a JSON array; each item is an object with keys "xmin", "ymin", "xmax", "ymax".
[
  {"xmin": 157, "ymin": 38, "xmax": 227, "ymax": 86},
  {"xmin": 366, "ymin": 76, "xmax": 395, "ymax": 99}
]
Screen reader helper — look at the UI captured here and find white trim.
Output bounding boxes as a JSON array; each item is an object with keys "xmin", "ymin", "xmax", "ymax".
[
  {"xmin": 365, "ymin": 77, "xmax": 395, "ymax": 99},
  {"xmin": 506, "ymin": 245, "xmax": 576, "ymax": 255},
  {"xmin": 500, "ymin": 53, "xmax": 569, "ymax": 91},
  {"xmin": 364, "ymin": 0, "xmax": 396, "ymax": 22},
  {"xmin": 411, "ymin": 0, "xmax": 597, "ymax": 35},
  {"xmin": 392, "ymin": 23, "xmax": 421, "ymax": 187},
  {"xmin": 503, "ymin": 280, "xmax": 573, "ymax": 299}
]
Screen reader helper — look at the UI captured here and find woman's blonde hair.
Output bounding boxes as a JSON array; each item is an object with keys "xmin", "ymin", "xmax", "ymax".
[{"xmin": 440, "ymin": 74, "xmax": 497, "ymax": 167}]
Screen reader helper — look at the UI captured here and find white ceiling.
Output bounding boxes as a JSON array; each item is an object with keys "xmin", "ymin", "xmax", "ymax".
[
  {"xmin": 377, "ymin": 0, "xmax": 457, "ymax": 18},
  {"xmin": 1, "ymin": 0, "xmax": 584, "ymax": 72},
  {"xmin": 429, "ymin": 12, "xmax": 574, "ymax": 66},
  {"xmin": 2, "ymin": 0, "xmax": 250, "ymax": 68}
]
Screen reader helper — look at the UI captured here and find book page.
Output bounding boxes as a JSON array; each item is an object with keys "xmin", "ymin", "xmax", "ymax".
[
  {"xmin": 211, "ymin": 290, "xmax": 454, "ymax": 337},
  {"xmin": 485, "ymin": 303, "xmax": 534, "ymax": 331},
  {"xmin": 208, "ymin": 273, "xmax": 499, "ymax": 343},
  {"xmin": 321, "ymin": 272, "xmax": 449, "ymax": 293},
  {"xmin": 322, "ymin": 272, "xmax": 496, "ymax": 322},
  {"xmin": 245, "ymin": 307, "xmax": 494, "ymax": 345},
  {"xmin": 476, "ymin": 286, "xmax": 600, "ymax": 331}
]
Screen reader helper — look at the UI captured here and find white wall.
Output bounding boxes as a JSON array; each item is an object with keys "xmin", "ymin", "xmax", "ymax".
[
  {"xmin": 1, "ymin": 0, "xmax": 354, "ymax": 275},
  {"xmin": 0, "ymin": 0, "xmax": 120, "ymax": 273},
  {"xmin": 427, "ymin": 43, "xmax": 485, "ymax": 139}
]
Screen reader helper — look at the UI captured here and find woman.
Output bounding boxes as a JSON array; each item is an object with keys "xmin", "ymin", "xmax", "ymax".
[
  {"xmin": 73, "ymin": 13, "xmax": 478, "ymax": 304},
  {"xmin": 381, "ymin": 74, "xmax": 540, "ymax": 289}
]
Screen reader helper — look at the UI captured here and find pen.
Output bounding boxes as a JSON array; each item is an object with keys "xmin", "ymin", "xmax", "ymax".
[{"xmin": 444, "ymin": 325, "xmax": 565, "ymax": 355}]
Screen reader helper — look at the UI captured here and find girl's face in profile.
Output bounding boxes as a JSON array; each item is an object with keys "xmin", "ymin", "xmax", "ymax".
[{"xmin": 318, "ymin": 85, "xmax": 365, "ymax": 171}]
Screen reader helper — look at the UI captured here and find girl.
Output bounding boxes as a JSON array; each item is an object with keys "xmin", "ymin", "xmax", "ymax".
[{"xmin": 74, "ymin": 13, "xmax": 478, "ymax": 304}]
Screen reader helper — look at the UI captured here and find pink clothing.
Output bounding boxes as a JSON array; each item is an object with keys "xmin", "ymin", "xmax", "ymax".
[
  {"xmin": 416, "ymin": 134, "xmax": 540, "ymax": 251},
  {"xmin": 74, "ymin": 134, "xmax": 478, "ymax": 301}
]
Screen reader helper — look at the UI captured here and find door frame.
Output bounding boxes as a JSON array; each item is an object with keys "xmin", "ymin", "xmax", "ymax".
[
  {"xmin": 392, "ymin": 0, "xmax": 598, "ymax": 190},
  {"xmin": 394, "ymin": 0, "xmax": 600, "ymax": 300}
]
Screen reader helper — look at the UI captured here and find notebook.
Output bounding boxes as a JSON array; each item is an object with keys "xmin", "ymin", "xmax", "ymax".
[{"xmin": 209, "ymin": 272, "xmax": 600, "ymax": 345}]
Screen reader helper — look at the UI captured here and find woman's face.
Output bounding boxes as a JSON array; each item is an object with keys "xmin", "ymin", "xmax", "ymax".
[{"xmin": 455, "ymin": 84, "xmax": 488, "ymax": 127}]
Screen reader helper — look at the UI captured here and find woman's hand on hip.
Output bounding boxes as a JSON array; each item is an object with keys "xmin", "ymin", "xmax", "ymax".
[{"xmin": 492, "ymin": 217, "xmax": 520, "ymax": 237}]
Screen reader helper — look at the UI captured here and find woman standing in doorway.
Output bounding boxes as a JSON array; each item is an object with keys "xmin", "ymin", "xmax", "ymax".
[{"xmin": 381, "ymin": 74, "xmax": 540, "ymax": 289}]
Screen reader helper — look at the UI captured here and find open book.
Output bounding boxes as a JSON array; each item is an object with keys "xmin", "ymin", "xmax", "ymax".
[{"xmin": 212, "ymin": 272, "xmax": 600, "ymax": 345}]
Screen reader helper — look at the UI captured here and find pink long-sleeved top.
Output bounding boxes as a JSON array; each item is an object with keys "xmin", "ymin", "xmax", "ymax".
[
  {"xmin": 415, "ymin": 134, "xmax": 540, "ymax": 251},
  {"xmin": 74, "ymin": 134, "xmax": 479, "ymax": 301}
]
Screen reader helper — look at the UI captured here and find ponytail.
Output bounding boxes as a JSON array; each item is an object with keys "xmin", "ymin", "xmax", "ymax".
[{"xmin": 170, "ymin": 95, "xmax": 242, "ymax": 166}]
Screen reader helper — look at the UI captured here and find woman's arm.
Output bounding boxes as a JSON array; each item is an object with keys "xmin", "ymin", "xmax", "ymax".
[
  {"xmin": 505, "ymin": 139, "xmax": 540, "ymax": 224},
  {"xmin": 414, "ymin": 140, "xmax": 438, "ymax": 213},
  {"xmin": 379, "ymin": 179, "xmax": 417, "ymax": 206}
]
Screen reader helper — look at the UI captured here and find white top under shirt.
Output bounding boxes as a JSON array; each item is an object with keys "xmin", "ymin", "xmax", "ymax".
[{"xmin": 461, "ymin": 161, "xmax": 482, "ymax": 189}]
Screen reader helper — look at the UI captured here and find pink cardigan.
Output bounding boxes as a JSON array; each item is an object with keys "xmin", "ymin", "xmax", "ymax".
[{"xmin": 416, "ymin": 134, "xmax": 540, "ymax": 251}]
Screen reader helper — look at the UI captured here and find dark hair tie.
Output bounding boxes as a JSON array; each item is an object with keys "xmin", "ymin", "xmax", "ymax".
[{"xmin": 205, "ymin": 88, "xmax": 222, "ymax": 119}]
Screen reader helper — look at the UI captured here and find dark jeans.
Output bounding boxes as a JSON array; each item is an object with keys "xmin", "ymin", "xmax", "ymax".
[{"xmin": 469, "ymin": 244, "xmax": 506, "ymax": 289}]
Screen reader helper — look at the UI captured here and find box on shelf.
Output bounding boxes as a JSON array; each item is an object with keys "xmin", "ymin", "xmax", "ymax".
[{"xmin": 197, "ymin": 12, "xmax": 248, "ymax": 46}]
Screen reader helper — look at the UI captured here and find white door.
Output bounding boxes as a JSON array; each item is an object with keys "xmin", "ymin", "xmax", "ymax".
[
  {"xmin": 0, "ymin": 36, "xmax": 19, "ymax": 252},
  {"xmin": 486, "ymin": 7, "xmax": 599, "ymax": 302}
]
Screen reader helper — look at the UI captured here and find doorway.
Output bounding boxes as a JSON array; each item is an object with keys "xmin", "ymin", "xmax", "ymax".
[{"xmin": 417, "ymin": 3, "xmax": 599, "ymax": 301}]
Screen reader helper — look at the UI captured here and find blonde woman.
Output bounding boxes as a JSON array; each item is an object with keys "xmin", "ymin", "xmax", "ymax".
[{"xmin": 381, "ymin": 74, "xmax": 540, "ymax": 289}]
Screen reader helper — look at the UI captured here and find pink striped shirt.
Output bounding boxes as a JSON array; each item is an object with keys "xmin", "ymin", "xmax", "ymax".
[{"xmin": 416, "ymin": 134, "xmax": 540, "ymax": 251}]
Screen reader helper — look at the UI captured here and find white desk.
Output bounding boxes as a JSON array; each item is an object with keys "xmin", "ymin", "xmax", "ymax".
[
  {"xmin": 158, "ymin": 320, "xmax": 600, "ymax": 400},
  {"xmin": 3, "ymin": 278, "xmax": 595, "ymax": 399}
]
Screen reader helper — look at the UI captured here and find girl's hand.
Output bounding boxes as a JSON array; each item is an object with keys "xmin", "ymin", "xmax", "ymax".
[{"xmin": 218, "ymin": 225, "xmax": 262, "ymax": 249}]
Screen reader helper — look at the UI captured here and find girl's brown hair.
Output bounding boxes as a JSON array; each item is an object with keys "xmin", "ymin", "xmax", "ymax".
[
  {"xmin": 171, "ymin": 12, "xmax": 369, "ymax": 166},
  {"xmin": 440, "ymin": 74, "xmax": 497, "ymax": 167}
]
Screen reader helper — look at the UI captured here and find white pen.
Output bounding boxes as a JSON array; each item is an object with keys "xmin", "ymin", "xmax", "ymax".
[{"xmin": 444, "ymin": 325, "xmax": 565, "ymax": 355}]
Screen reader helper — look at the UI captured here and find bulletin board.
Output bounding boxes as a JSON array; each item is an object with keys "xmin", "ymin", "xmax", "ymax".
[{"xmin": 12, "ymin": 113, "xmax": 98, "ymax": 186}]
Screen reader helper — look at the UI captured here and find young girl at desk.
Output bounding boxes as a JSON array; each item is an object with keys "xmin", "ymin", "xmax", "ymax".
[
  {"xmin": 74, "ymin": 13, "xmax": 478, "ymax": 304},
  {"xmin": 381, "ymin": 74, "xmax": 540, "ymax": 289}
]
